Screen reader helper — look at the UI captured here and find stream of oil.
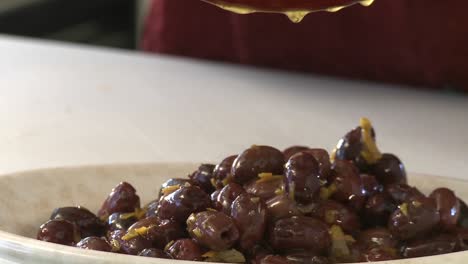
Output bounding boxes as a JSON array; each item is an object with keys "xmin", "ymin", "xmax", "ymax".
[{"xmin": 203, "ymin": 0, "xmax": 374, "ymax": 23}]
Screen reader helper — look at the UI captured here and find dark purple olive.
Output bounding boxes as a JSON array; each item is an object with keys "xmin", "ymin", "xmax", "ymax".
[
  {"xmin": 311, "ymin": 200, "xmax": 360, "ymax": 234},
  {"xmin": 360, "ymin": 174, "xmax": 382, "ymax": 197},
  {"xmin": 231, "ymin": 145, "xmax": 284, "ymax": 185},
  {"xmin": 156, "ymin": 185, "xmax": 210, "ymax": 223},
  {"xmin": 285, "ymin": 251, "xmax": 330, "ymax": 264},
  {"xmin": 371, "ymin": 153, "xmax": 407, "ymax": 186},
  {"xmin": 284, "ymin": 152, "xmax": 322, "ymax": 204},
  {"xmin": 138, "ymin": 248, "xmax": 172, "ymax": 258},
  {"xmin": 269, "ymin": 216, "xmax": 331, "ymax": 253},
  {"xmin": 50, "ymin": 206, "xmax": 105, "ymax": 237},
  {"xmin": 331, "ymin": 160, "xmax": 365, "ymax": 210},
  {"xmin": 245, "ymin": 177, "xmax": 284, "ymax": 201},
  {"xmin": 187, "ymin": 211, "xmax": 239, "ymax": 251},
  {"xmin": 363, "ymin": 193, "xmax": 397, "ymax": 227},
  {"xmin": 98, "ymin": 182, "xmax": 140, "ymax": 219},
  {"xmin": 128, "ymin": 216, "xmax": 185, "ymax": 249},
  {"xmin": 359, "ymin": 246, "xmax": 399, "ymax": 262},
  {"xmin": 265, "ymin": 194, "xmax": 301, "ymax": 222},
  {"xmin": 165, "ymin": 239, "xmax": 203, "ymax": 261},
  {"xmin": 402, "ymin": 233, "xmax": 457, "ymax": 258},
  {"xmin": 388, "ymin": 197, "xmax": 440, "ymax": 240},
  {"xmin": 231, "ymin": 193, "xmax": 267, "ymax": 250},
  {"xmin": 158, "ymin": 178, "xmax": 191, "ymax": 198},
  {"xmin": 260, "ymin": 255, "xmax": 291, "ymax": 264},
  {"xmin": 108, "ymin": 230, "xmax": 152, "ymax": 255},
  {"xmin": 283, "ymin": 146, "xmax": 310, "ymax": 160},
  {"xmin": 189, "ymin": 164, "xmax": 216, "ymax": 193},
  {"xmin": 212, "ymin": 155, "xmax": 237, "ymax": 188},
  {"xmin": 334, "ymin": 126, "xmax": 375, "ymax": 171},
  {"xmin": 455, "ymin": 228, "xmax": 468, "ymax": 250},
  {"xmin": 107, "ymin": 212, "xmax": 138, "ymax": 232},
  {"xmin": 385, "ymin": 183, "xmax": 425, "ymax": 204},
  {"xmin": 430, "ymin": 188, "xmax": 460, "ymax": 231},
  {"xmin": 213, "ymin": 182, "xmax": 246, "ymax": 214},
  {"xmin": 144, "ymin": 199, "xmax": 159, "ymax": 218},
  {"xmin": 458, "ymin": 199, "xmax": 468, "ymax": 228},
  {"xmin": 37, "ymin": 219, "xmax": 80, "ymax": 246},
  {"xmin": 76, "ymin": 237, "xmax": 112, "ymax": 252},
  {"xmin": 250, "ymin": 244, "xmax": 274, "ymax": 264},
  {"xmin": 357, "ymin": 228, "xmax": 398, "ymax": 249},
  {"xmin": 304, "ymin": 149, "xmax": 332, "ymax": 181}
]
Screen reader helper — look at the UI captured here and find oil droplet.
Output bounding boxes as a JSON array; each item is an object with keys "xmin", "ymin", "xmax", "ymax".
[
  {"xmin": 360, "ymin": 0, "xmax": 375, "ymax": 6},
  {"xmin": 285, "ymin": 11, "xmax": 309, "ymax": 23}
]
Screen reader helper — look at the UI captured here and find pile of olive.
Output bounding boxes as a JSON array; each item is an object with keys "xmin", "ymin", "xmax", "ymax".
[{"xmin": 37, "ymin": 118, "xmax": 468, "ymax": 263}]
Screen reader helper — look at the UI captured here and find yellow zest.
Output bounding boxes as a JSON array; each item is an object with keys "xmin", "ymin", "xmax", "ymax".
[
  {"xmin": 222, "ymin": 176, "xmax": 232, "ymax": 186},
  {"xmin": 161, "ymin": 184, "xmax": 181, "ymax": 196},
  {"xmin": 164, "ymin": 240, "xmax": 175, "ymax": 252},
  {"xmin": 412, "ymin": 200, "xmax": 422, "ymax": 207},
  {"xmin": 325, "ymin": 210, "xmax": 339, "ymax": 224},
  {"xmin": 330, "ymin": 148, "xmax": 337, "ymax": 163},
  {"xmin": 202, "ymin": 249, "xmax": 246, "ymax": 263},
  {"xmin": 399, "ymin": 203, "xmax": 409, "ymax": 216},
  {"xmin": 320, "ymin": 184, "xmax": 337, "ymax": 200},
  {"xmin": 122, "ymin": 226, "xmax": 150, "ymax": 241},
  {"xmin": 120, "ymin": 207, "xmax": 146, "ymax": 220},
  {"xmin": 275, "ymin": 187, "xmax": 285, "ymax": 195},
  {"xmin": 210, "ymin": 178, "xmax": 217, "ymax": 188},
  {"xmin": 202, "ymin": 251, "xmax": 217, "ymax": 258},
  {"xmin": 256, "ymin": 172, "xmax": 283, "ymax": 183},
  {"xmin": 344, "ymin": 235, "xmax": 356, "ymax": 243},
  {"xmin": 360, "ymin": 117, "xmax": 382, "ymax": 164},
  {"xmin": 329, "ymin": 225, "xmax": 351, "ymax": 257},
  {"xmin": 110, "ymin": 239, "xmax": 120, "ymax": 252}
]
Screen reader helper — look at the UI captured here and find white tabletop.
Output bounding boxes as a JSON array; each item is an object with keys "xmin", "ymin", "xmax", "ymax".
[{"xmin": 0, "ymin": 35, "xmax": 467, "ymax": 180}]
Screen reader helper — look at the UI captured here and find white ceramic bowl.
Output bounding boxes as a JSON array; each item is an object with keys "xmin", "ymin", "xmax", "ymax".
[{"xmin": 0, "ymin": 163, "xmax": 467, "ymax": 263}]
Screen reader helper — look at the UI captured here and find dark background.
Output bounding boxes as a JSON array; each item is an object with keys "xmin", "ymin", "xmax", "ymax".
[{"xmin": 0, "ymin": 0, "xmax": 136, "ymax": 49}]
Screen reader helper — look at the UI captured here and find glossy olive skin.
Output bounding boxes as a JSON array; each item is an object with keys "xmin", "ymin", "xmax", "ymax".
[
  {"xmin": 260, "ymin": 255, "xmax": 290, "ymax": 264},
  {"xmin": 165, "ymin": 239, "xmax": 203, "ymax": 261},
  {"xmin": 371, "ymin": 153, "xmax": 407, "ymax": 186},
  {"xmin": 388, "ymin": 197, "xmax": 440, "ymax": 240},
  {"xmin": 265, "ymin": 194, "xmax": 301, "ymax": 222},
  {"xmin": 283, "ymin": 146, "xmax": 310, "ymax": 160},
  {"xmin": 158, "ymin": 178, "xmax": 191, "ymax": 198},
  {"xmin": 458, "ymin": 199, "xmax": 468, "ymax": 228},
  {"xmin": 430, "ymin": 188, "xmax": 460, "ymax": 231},
  {"xmin": 213, "ymin": 182, "xmax": 245, "ymax": 214},
  {"xmin": 128, "ymin": 216, "xmax": 185, "ymax": 249},
  {"xmin": 359, "ymin": 246, "xmax": 399, "ymax": 262},
  {"xmin": 334, "ymin": 127, "xmax": 374, "ymax": 171},
  {"xmin": 108, "ymin": 230, "xmax": 152, "ymax": 255},
  {"xmin": 311, "ymin": 200, "xmax": 360, "ymax": 234},
  {"xmin": 385, "ymin": 183, "xmax": 425, "ymax": 204},
  {"xmin": 363, "ymin": 193, "xmax": 397, "ymax": 227},
  {"xmin": 212, "ymin": 155, "xmax": 237, "ymax": 188},
  {"xmin": 98, "ymin": 182, "xmax": 140, "ymax": 218},
  {"xmin": 357, "ymin": 228, "xmax": 398, "ymax": 249},
  {"xmin": 107, "ymin": 212, "xmax": 138, "ymax": 232},
  {"xmin": 76, "ymin": 237, "xmax": 112, "ymax": 252},
  {"xmin": 189, "ymin": 164, "xmax": 216, "ymax": 193},
  {"xmin": 402, "ymin": 234, "xmax": 457, "ymax": 258},
  {"xmin": 304, "ymin": 149, "xmax": 332, "ymax": 181},
  {"xmin": 245, "ymin": 177, "xmax": 284, "ymax": 201},
  {"xmin": 231, "ymin": 193, "xmax": 267, "ymax": 250},
  {"xmin": 360, "ymin": 174, "xmax": 382, "ymax": 197},
  {"xmin": 284, "ymin": 152, "xmax": 322, "ymax": 204},
  {"xmin": 50, "ymin": 206, "xmax": 105, "ymax": 237},
  {"xmin": 330, "ymin": 160, "xmax": 365, "ymax": 210},
  {"xmin": 37, "ymin": 219, "xmax": 80, "ymax": 246},
  {"xmin": 138, "ymin": 248, "xmax": 172, "ymax": 258},
  {"xmin": 187, "ymin": 211, "xmax": 239, "ymax": 251},
  {"xmin": 156, "ymin": 185, "xmax": 210, "ymax": 223},
  {"xmin": 269, "ymin": 216, "xmax": 331, "ymax": 253},
  {"xmin": 144, "ymin": 199, "xmax": 159, "ymax": 218},
  {"xmin": 285, "ymin": 251, "xmax": 330, "ymax": 264},
  {"xmin": 231, "ymin": 145, "xmax": 285, "ymax": 185}
]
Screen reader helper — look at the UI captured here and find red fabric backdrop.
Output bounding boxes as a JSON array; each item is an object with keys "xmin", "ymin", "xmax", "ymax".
[{"xmin": 142, "ymin": 0, "xmax": 468, "ymax": 91}]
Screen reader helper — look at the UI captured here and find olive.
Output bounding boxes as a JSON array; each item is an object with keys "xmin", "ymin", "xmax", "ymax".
[
  {"xmin": 283, "ymin": 146, "xmax": 310, "ymax": 160},
  {"xmin": 144, "ymin": 199, "xmax": 159, "ymax": 218},
  {"xmin": 165, "ymin": 239, "xmax": 203, "ymax": 261},
  {"xmin": 402, "ymin": 234, "xmax": 457, "ymax": 258},
  {"xmin": 231, "ymin": 145, "xmax": 284, "ymax": 185},
  {"xmin": 138, "ymin": 248, "xmax": 172, "ymax": 258},
  {"xmin": 158, "ymin": 178, "xmax": 191, "ymax": 198},
  {"xmin": 362, "ymin": 192, "xmax": 397, "ymax": 228},
  {"xmin": 330, "ymin": 160, "xmax": 365, "ymax": 210},
  {"xmin": 311, "ymin": 200, "xmax": 360, "ymax": 234},
  {"xmin": 250, "ymin": 244, "xmax": 274, "ymax": 264},
  {"xmin": 269, "ymin": 216, "xmax": 331, "ymax": 253},
  {"xmin": 360, "ymin": 174, "xmax": 382, "ymax": 197},
  {"xmin": 285, "ymin": 251, "xmax": 330, "ymax": 264},
  {"xmin": 128, "ymin": 216, "xmax": 185, "ymax": 249},
  {"xmin": 334, "ymin": 126, "xmax": 374, "ymax": 171},
  {"xmin": 213, "ymin": 182, "xmax": 246, "ymax": 214},
  {"xmin": 304, "ymin": 149, "xmax": 332, "ymax": 181},
  {"xmin": 260, "ymin": 255, "xmax": 291, "ymax": 264},
  {"xmin": 245, "ymin": 177, "xmax": 284, "ymax": 201},
  {"xmin": 189, "ymin": 164, "xmax": 216, "ymax": 193},
  {"xmin": 108, "ymin": 230, "xmax": 152, "ymax": 255},
  {"xmin": 50, "ymin": 206, "xmax": 105, "ymax": 237},
  {"xmin": 187, "ymin": 211, "xmax": 239, "ymax": 251},
  {"xmin": 388, "ymin": 197, "xmax": 440, "ymax": 240},
  {"xmin": 284, "ymin": 152, "xmax": 322, "ymax": 204},
  {"xmin": 371, "ymin": 153, "xmax": 407, "ymax": 185},
  {"xmin": 37, "ymin": 219, "xmax": 80, "ymax": 246},
  {"xmin": 231, "ymin": 193, "xmax": 267, "ymax": 250},
  {"xmin": 97, "ymin": 182, "xmax": 140, "ymax": 219},
  {"xmin": 385, "ymin": 183, "xmax": 425, "ymax": 204},
  {"xmin": 454, "ymin": 228, "xmax": 468, "ymax": 250},
  {"xmin": 212, "ymin": 155, "xmax": 237, "ymax": 188},
  {"xmin": 430, "ymin": 188, "xmax": 460, "ymax": 231},
  {"xmin": 458, "ymin": 199, "xmax": 468, "ymax": 228},
  {"xmin": 359, "ymin": 246, "xmax": 399, "ymax": 262},
  {"xmin": 107, "ymin": 212, "xmax": 138, "ymax": 232},
  {"xmin": 76, "ymin": 237, "xmax": 112, "ymax": 252},
  {"xmin": 357, "ymin": 228, "xmax": 398, "ymax": 249},
  {"xmin": 156, "ymin": 185, "xmax": 210, "ymax": 223},
  {"xmin": 265, "ymin": 194, "xmax": 301, "ymax": 222}
]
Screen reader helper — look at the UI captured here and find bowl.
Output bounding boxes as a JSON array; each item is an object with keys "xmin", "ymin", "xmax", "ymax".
[{"xmin": 0, "ymin": 163, "xmax": 467, "ymax": 263}]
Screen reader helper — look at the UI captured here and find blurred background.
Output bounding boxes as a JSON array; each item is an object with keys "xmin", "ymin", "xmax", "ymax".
[{"xmin": 0, "ymin": 0, "xmax": 150, "ymax": 49}]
